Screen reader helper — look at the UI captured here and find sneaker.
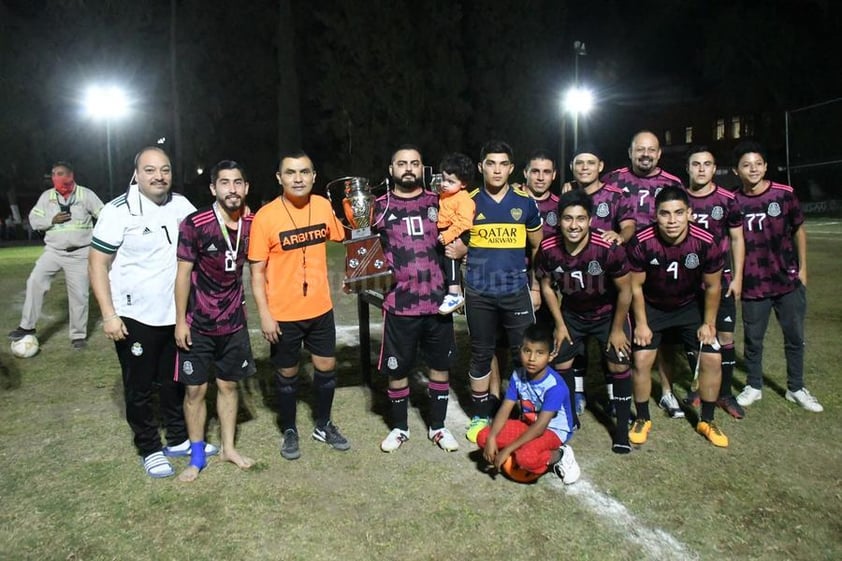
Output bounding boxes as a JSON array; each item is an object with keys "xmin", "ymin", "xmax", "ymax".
[
  {"xmin": 142, "ymin": 451, "xmax": 175, "ymax": 478},
  {"xmin": 683, "ymin": 390, "xmax": 701, "ymax": 408},
  {"xmin": 312, "ymin": 421, "xmax": 351, "ymax": 451},
  {"xmin": 438, "ymin": 293, "xmax": 465, "ymax": 315},
  {"xmin": 465, "ymin": 416, "xmax": 489, "ymax": 443},
  {"xmin": 163, "ymin": 439, "xmax": 220, "ymax": 457},
  {"xmin": 574, "ymin": 392, "xmax": 587, "ymax": 415},
  {"xmin": 280, "ymin": 429, "xmax": 301, "ymax": 460},
  {"xmin": 659, "ymin": 393, "xmax": 685, "ymax": 419},
  {"xmin": 717, "ymin": 395, "xmax": 746, "ymax": 419},
  {"xmin": 736, "ymin": 385, "xmax": 762, "ymax": 407},
  {"xmin": 71, "ymin": 338, "xmax": 87, "ymax": 350},
  {"xmin": 628, "ymin": 419, "xmax": 652, "ymax": 445},
  {"xmin": 551, "ymin": 445, "xmax": 581, "ymax": 484},
  {"xmin": 429, "ymin": 427, "xmax": 459, "ymax": 452},
  {"xmin": 8, "ymin": 327, "xmax": 36, "ymax": 342},
  {"xmin": 785, "ymin": 388, "xmax": 824, "ymax": 413},
  {"xmin": 697, "ymin": 421, "xmax": 729, "ymax": 447},
  {"xmin": 380, "ymin": 428, "xmax": 410, "ymax": 452}
]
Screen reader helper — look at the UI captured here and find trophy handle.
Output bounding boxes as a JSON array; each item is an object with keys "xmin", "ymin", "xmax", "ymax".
[{"xmin": 326, "ymin": 176, "xmax": 391, "ymax": 231}]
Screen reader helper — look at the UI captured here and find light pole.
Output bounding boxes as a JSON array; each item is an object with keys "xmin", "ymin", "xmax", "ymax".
[
  {"xmin": 84, "ymin": 85, "xmax": 129, "ymax": 200},
  {"xmin": 565, "ymin": 86, "xmax": 594, "ymax": 154},
  {"xmin": 560, "ymin": 41, "xmax": 588, "ymax": 184}
]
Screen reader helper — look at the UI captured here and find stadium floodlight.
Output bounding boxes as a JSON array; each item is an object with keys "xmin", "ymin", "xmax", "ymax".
[
  {"xmin": 564, "ymin": 86, "xmax": 594, "ymax": 116},
  {"xmin": 83, "ymin": 85, "xmax": 130, "ymax": 199}
]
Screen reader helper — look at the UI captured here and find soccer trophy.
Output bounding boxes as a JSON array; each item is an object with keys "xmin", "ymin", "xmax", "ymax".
[{"xmin": 326, "ymin": 176, "xmax": 393, "ymax": 292}]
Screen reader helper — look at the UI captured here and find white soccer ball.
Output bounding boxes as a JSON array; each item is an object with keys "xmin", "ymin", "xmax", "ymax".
[{"xmin": 10, "ymin": 335, "xmax": 39, "ymax": 358}]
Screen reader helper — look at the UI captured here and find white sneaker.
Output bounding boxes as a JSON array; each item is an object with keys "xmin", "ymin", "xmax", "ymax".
[
  {"xmin": 552, "ymin": 445, "xmax": 581, "ymax": 485},
  {"xmin": 659, "ymin": 392, "xmax": 685, "ymax": 419},
  {"xmin": 438, "ymin": 293, "xmax": 465, "ymax": 315},
  {"xmin": 736, "ymin": 386, "xmax": 763, "ymax": 407},
  {"xmin": 785, "ymin": 388, "xmax": 824, "ymax": 413},
  {"xmin": 428, "ymin": 427, "xmax": 459, "ymax": 452},
  {"xmin": 380, "ymin": 428, "xmax": 409, "ymax": 452}
]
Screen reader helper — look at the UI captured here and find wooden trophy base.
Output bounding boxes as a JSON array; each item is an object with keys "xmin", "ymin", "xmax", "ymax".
[{"xmin": 344, "ymin": 235, "xmax": 393, "ymax": 292}]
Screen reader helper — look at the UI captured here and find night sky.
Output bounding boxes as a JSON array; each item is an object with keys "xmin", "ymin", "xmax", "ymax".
[{"xmin": 1, "ymin": 0, "xmax": 839, "ymax": 209}]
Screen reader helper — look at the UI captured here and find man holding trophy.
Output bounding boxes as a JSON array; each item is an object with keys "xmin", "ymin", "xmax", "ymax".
[{"xmin": 248, "ymin": 151, "xmax": 351, "ymax": 460}]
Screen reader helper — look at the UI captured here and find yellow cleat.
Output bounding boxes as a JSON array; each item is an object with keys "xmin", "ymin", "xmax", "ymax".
[
  {"xmin": 628, "ymin": 419, "xmax": 652, "ymax": 445},
  {"xmin": 697, "ymin": 421, "xmax": 729, "ymax": 447},
  {"xmin": 466, "ymin": 417, "xmax": 489, "ymax": 444}
]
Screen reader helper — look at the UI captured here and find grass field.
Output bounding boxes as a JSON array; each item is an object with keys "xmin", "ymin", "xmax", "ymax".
[{"xmin": 1, "ymin": 220, "xmax": 840, "ymax": 561}]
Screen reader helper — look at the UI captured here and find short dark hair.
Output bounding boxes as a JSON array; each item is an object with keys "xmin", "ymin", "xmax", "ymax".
[
  {"xmin": 525, "ymin": 150, "xmax": 555, "ymax": 169},
  {"xmin": 480, "ymin": 140, "xmax": 514, "ymax": 162},
  {"xmin": 51, "ymin": 161, "xmax": 74, "ymax": 173},
  {"xmin": 439, "ymin": 153, "xmax": 474, "ymax": 185},
  {"xmin": 685, "ymin": 145, "xmax": 715, "ymax": 163},
  {"xmin": 210, "ymin": 160, "xmax": 247, "ymax": 184},
  {"xmin": 133, "ymin": 146, "xmax": 170, "ymax": 169},
  {"xmin": 558, "ymin": 189, "xmax": 593, "ymax": 217},
  {"xmin": 276, "ymin": 150, "xmax": 313, "ymax": 171},
  {"xmin": 655, "ymin": 185, "xmax": 690, "ymax": 209},
  {"xmin": 732, "ymin": 140, "xmax": 767, "ymax": 165},
  {"xmin": 522, "ymin": 323, "xmax": 553, "ymax": 350},
  {"xmin": 391, "ymin": 144, "xmax": 423, "ymax": 163}
]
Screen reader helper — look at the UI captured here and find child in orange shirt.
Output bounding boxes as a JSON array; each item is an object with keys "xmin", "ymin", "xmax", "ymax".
[{"xmin": 436, "ymin": 153, "xmax": 475, "ymax": 314}]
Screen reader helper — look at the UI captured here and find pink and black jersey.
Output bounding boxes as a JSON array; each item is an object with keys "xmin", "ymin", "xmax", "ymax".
[
  {"xmin": 602, "ymin": 167, "xmax": 683, "ymax": 230},
  {"xmin": 374, "ymin": 190, "xmax": 446, "ymax": 316},
  {"xmin": 534, "ymin": 193, "xmax": 560, "ymax": 239},
  {"xmin": 735, "ymin": 182, "xmax": 804, "ymax": 300},
  {"xmin": 687, "ymin": 185, "xmax": 742, "ymax": 279},
  {"xmin": 588, "ymin": 182, "xmax": 635, "ymax": 234},
  {"xmin": 535, "ymin": 231, "xmax": 629, "ymax": 322},
  {"xmin": 177, "ymin": 207, "xmax": 253, "ymax": 335},
  {"xmin": 627, "ymin": 223, "xmax": 723, "ymax": 310}
]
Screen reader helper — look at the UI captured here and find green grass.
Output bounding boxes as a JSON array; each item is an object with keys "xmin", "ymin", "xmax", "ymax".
[{"xmin": 1, "ymin": 221, "xmax": 841, "ymax": 561}]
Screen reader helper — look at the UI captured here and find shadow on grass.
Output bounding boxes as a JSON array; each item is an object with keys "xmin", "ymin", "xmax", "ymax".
[{"xmin": 0, "ymin": 356, "xmax": 23, "ymax": 390}]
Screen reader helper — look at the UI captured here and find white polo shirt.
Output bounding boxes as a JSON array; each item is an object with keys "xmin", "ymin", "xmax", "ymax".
[{"xmin": 91, "ymin": 185, "xmax": 196, "ymax": 326}]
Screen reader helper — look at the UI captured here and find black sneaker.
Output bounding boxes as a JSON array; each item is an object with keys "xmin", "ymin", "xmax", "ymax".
[
  {"xmin": 312, "ymin": 421, "xmax": 351, "ymax": 451},
  {"xmin": 71, "ymin": 339, "xmax": 87, "ymax": 350},
  {"xmin": 8, "ymin": 327, "xmax": 36, "ymax": 342},
  {"xmin": 280, "ymin": 428, "xmax": 301, "ymax": 460}
]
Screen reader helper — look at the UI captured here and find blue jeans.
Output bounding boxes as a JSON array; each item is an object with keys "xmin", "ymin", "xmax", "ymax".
[{"xmin": 741, "ymin": 284, "xmax": 806, "ymax": 392}]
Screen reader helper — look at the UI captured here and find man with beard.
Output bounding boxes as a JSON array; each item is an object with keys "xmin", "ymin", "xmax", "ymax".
[
  {"xmin": 89, "ymin": 146, "xmax": 208, "ymax": 478},
  {"xmin": 249, "ymin": 151, "xmax": 350, "ymax": 460},
  {"xmin": 682, "ymin": 147, "xmax": 746, "ymax": 419},
  {"xmin": 604, "ymin": 131, "xmax": 687, "ymax": 419},
  {"xmin": 174, "ymin": 160, "xmax": 256, "ymax": 481},
  {"xmin": 9, "ymin": 161, "xmax": 103, "ymax": 349},
  {"xmin": 523, "ymin": 151, "xmax": 559, "ymax": 240},
  {"xmin": 447, "ymin": 140, "xmax": 543, "ymax": 442},
  {"xmin": 374, "ymin": 145, "xmax": 459, "ymax": 453}
]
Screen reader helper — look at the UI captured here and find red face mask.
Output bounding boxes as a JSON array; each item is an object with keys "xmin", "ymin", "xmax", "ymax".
[{"xmin": 52, "ymin": 173, "xmax": 75, "ymax": 198}]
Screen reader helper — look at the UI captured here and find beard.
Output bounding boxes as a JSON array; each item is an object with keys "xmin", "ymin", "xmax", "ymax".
[
  {"xmin": 393, "ymin": 173, "xmax": 421, "ymax": 191},
  {"xmin": 218, "ymin": 195, "xmax": 243, "ymax": 212}
]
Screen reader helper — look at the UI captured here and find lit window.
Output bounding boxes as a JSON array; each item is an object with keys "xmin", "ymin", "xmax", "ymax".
[
  {"xmin": 715, "ymin": 118, "xmax": 725, "ymax": 140},
  {"xmin": 685, "ymin": 126, "xmax": 693, "ymax": 143},
  {"xmin": 730, "ymin": 116, "xmax": 741, "ymax": 139},
  {"xmin": 664, "ymin": 130, "xmax": 672, "ymax": 145}
]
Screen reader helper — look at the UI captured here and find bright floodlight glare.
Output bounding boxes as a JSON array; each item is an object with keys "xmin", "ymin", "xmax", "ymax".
[
  {"xmin": 563, "ymin": 87, "xmax": 594, "ymax": 115},
  {"xmin": 84, "ymin": 85, "xmax": 129, "ymax": 119}
]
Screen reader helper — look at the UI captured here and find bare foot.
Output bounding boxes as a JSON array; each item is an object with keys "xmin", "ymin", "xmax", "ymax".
[
  {"xmin": 178, "ymin": 465, "xmax": 201, "ymax": 482},
  {"xmin": 221, "ymin": 448, "xmax": 254, "ymax": 469}
]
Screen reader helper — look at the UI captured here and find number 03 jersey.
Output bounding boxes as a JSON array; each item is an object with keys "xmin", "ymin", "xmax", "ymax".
[
  {"xmin": 626, "ymin": 223, "xmax": 723, "ymax": 311},
  {"xmin": 91, "ymin": 185, "xmax": 197, "ymax": 326}
]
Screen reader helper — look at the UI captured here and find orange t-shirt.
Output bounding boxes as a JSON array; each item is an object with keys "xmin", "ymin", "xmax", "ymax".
[{"xmin": 248, "ymin": 194, "xmax": 345, "ymax": 321}]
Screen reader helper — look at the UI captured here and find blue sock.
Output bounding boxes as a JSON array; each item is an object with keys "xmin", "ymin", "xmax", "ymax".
[{"xmin": 189, "ymin": 440, "xmax": 206, "ymax": 470}]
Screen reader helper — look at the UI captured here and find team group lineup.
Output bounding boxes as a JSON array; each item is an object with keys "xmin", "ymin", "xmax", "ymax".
[{"xmin": 8, "ymin": 130, "xmax": 823, "ymax": 483}]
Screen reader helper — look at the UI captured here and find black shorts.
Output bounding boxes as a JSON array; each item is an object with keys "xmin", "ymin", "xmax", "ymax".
[
  {"xmin": 176, "ymin": 327, "xmax": 256, "ymax": 385},
  {"xmin": 634, "ymin": 301, "xmax": 720, "ymax": 353},
  {"xmin": 270, "ymin": 310, "xmax": 336, "ymax": 369},
  {"xmin": 379, "ymin": 312, "xmax": 456, "ymax": 379},
  {"xmin": 555, "ymin": 312, "xmax": 632, "ymax": 366}
]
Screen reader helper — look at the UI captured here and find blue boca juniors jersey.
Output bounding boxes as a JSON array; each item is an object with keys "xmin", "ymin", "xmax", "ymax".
[{"xmin": 465, "ymin": 185, "xmax": 542, "ymax": 296}]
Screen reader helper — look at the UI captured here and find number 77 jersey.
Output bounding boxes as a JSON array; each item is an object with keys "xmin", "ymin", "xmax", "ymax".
[{"xmin": 626, "ymin": 223, "xmax": 724, "ymax": 310}]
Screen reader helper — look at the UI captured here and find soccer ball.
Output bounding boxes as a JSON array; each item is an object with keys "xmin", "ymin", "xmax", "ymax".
[
  {"xmin": 500, "ymin": 456, "xmax": 542, "ymax": 484},
  {"xmin": 10, "ymin": 335, "xmax": 39, "ymax": 358}
]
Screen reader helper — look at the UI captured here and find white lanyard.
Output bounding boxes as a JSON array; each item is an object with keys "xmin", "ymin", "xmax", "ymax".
[{"xmin": 213, "ymin": 202, "xmax": 242, "ymax": 272}]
